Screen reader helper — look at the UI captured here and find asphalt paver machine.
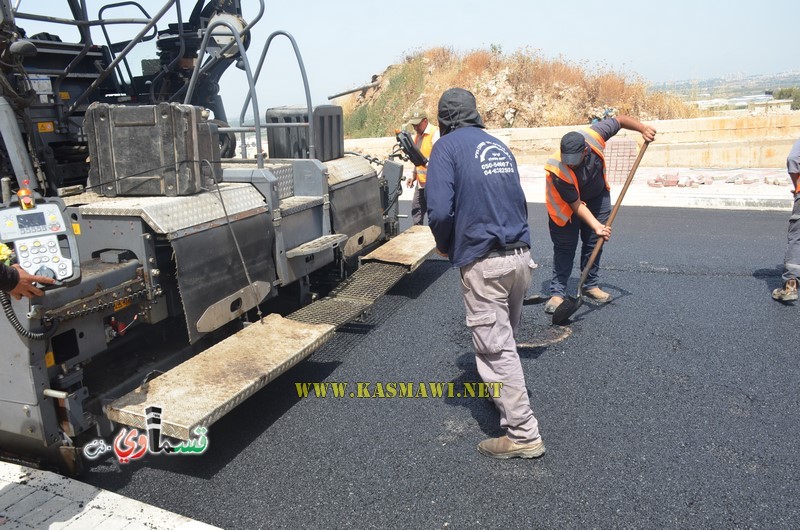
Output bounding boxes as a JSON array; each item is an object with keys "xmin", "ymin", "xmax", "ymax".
[{"xmin": 0, "ymin": 0, "xmax": 433, "ymax": 473}]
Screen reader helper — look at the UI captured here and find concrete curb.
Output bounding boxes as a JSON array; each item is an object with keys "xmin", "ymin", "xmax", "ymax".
[
  {"xmin": 0, "ymin": 462, "xmax": 218, "ymax": 529},
  {"xmin": 397, "ymin": 166, "xmax": 795, "ymax": 212}
]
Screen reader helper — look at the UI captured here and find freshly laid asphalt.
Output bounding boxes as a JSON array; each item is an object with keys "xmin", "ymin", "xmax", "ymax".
[{"xmin": 78, "ymin": 197, "xmax": 800, "ymax": 529}]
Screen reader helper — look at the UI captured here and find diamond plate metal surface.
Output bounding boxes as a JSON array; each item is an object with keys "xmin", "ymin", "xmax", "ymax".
[
  {"xmin": 106, "ymin": 314, "xmax": 334, "ymax": 440},
  {"xmin": 285, "ymin": 234, "xmax": 348, "ymax": 258},
  {"xmin": 61, "ymin": 190, "xmax": 104, "ymax": 207},
  {"xmin": 267, "ymin": 163, "xmax": 294, "ymax": 199},
  {"xmin": 362, "ymin": 225, "xmax": 436, "ymax": 272},
  {"xmin": 280, "ymin": 196, "xmax": 324, "ymax": 217},
  {"xmin": 324, "ymin": 156, "xmax": 376, "ymax": 187},
  {"xmin": 76, "ymin": 184, "xmax": 266, "ymax": 234}
]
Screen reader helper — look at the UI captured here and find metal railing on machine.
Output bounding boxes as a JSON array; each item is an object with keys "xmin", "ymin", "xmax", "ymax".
[
  {"xmin": 14, "ymin": 0, "xmax": 180, "ymax": 120},
  {"xmin": 183, "ymin": 0, "xmax": 316, "ymax": 166}
]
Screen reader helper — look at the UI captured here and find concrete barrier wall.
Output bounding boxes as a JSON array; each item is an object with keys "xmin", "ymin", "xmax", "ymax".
[{"xmin": 344, "ymin": 112, "xmax": 800, "ymax": 170}]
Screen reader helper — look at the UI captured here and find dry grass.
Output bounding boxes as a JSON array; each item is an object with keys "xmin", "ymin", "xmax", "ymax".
[
  {"xmin": 343, "ymin": 46, "xmax": 705, "ymax": 137},
  {"xmin": 424, "ymin": 47, "xmax": 456, "ymax": 70}
]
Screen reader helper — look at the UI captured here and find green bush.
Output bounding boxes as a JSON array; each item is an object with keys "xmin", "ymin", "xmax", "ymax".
[
  {"xmin": 774, "ymin": 88, "xmax": 800, "ymax": 110},
  {"xmin": 344, "ymin": 59, "xmax": 426, "ymax": 139}
]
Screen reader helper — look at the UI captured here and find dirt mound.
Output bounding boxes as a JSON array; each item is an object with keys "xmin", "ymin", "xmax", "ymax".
[{"xmin": 340, "ymin": 47, "xmax": 701, "ymax": 138}]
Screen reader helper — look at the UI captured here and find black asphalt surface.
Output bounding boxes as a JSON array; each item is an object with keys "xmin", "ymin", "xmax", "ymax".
[{"xmin": 82, "ymin": 203, "xmax": 800, "ymax": 529}]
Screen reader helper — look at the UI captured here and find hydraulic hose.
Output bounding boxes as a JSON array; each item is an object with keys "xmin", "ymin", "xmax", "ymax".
[{"xmin": 0, "ymin": 290, "xmax": 59, "ymax": 341}]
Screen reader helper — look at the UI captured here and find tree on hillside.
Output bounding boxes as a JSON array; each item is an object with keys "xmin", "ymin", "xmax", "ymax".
[{"xmin": 774, "ymin": 88, "xmax": 800, "ymax": 110}]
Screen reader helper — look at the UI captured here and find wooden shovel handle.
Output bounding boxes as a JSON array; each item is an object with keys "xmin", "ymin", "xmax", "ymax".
[{"xmin": 575, "ymin": 141, "xmax": 650, "ymax": 291}]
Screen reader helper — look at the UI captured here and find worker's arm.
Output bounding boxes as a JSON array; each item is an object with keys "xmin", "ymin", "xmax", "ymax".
[
  {"xmin": 426, "ymin": 144, "xmax": 454, "ymax": 257},
  {"xmin": 787, "ymin": 139, "xmax": 800, "ymax": 194},
  {"xmin": 4, "ymin": 264, "xmax": 56, "ymax": 300},
  {"xmin": 616, "ymin": 114, "xmax": 657, "ymax": 143},
  {"xmin": 568, "ymin": 199, "xmax": 611, "ymax": 240},
  {"xmin": 0, "ymin": 263, "xmax": 18, "ymax": 292}
]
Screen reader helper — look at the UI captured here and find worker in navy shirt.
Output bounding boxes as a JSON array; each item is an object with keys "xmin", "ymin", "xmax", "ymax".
[{"xmin": 426, "ymin": 88, "xmax": 545, "ymax": 460}]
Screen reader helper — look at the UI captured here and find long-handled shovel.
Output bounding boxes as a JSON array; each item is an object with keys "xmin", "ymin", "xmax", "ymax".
[{"xmin": 552, "ymin": 140, "xmax": 651, "ymax": 325}]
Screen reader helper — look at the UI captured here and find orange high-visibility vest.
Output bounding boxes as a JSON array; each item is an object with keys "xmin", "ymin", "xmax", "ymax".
[
  {"xmin": 545, "ymin": 128, "xmax": 609, "ymax": 226},
  {"xmin": 414, "ymin": 125, "xmax": 439, "ymax": 187}
]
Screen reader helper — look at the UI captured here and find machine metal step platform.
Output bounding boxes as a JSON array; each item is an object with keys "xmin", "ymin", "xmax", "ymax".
[
  {"xmin": 359, "ymin": 225, "xmax": 436, "ymax": 272},
  {"xmin": 279, "ymin": 195, "xmax": 324, "ymax": 216},
  {"xmin": 105, "ymin": 226, "xmax": 436, "ymax": 440},
  {"xmin": 285, "ymin": 233, "xmax": 348, "ymax": 258}
]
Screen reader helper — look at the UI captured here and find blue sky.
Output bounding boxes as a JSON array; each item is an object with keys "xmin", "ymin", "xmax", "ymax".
[{"xmin": 17, "ymin": 0, "xmax": 799, "ymax": 112}]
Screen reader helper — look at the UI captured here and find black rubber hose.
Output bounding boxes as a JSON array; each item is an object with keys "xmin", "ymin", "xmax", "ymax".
[{"xmin": 0, "ymin": 290, "xmax": 59, "ymax": 340}]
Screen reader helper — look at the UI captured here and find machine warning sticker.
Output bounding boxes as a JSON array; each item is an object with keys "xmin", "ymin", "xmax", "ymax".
[
  {"xmin": 114, "ymin": 299, "xmax": 132, "ymax": 312},
  {"xmin": 37, "ymin": 122, "xmax": 55, "ymax": 133}
]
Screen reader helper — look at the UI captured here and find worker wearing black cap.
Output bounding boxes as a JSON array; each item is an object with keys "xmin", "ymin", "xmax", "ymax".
[{"xmin": 544, "ymin": 115, "xmax": 656, "ymax": 314}]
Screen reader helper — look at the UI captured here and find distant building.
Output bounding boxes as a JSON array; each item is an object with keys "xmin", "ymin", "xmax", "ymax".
[
  {"xmin": 748, "ymin": 99, "xmax": 793, "ymax": 114},
  {"xmin": 690, "ymin": 95, "xmax": 793, "ymax": 116}
]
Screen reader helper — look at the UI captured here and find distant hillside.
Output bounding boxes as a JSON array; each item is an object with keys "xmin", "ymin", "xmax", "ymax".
[
  {"xmin": 652, "ymin": 71, "xmax": 800, "ymax": 100},
  {"xmin": 337, "ymin": 47, "xmax": 705, "ymax": 139}
]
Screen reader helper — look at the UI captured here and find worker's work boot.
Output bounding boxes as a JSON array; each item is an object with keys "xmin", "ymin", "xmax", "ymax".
[
  {"xmin": 583, "ymin": 286, "xmax": 611, "ymax": 303},
  {"xmin": 477, "ymin": 435, "xmax": 546, "ymax": 459},
  {"xmin": 772, "ymin": 279, "xmax": 798, "ymax": 302},
  {"xmin": 544, "ymin": 295, "xmax": 563, "ymax": 314}
]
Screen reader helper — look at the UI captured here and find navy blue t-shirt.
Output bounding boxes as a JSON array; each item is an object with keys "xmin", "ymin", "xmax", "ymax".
[
  {"xmin": 552, "ymin": 118, "xmax": 621, "ymax": 204},
  {"xmin": 426, "ymin": 127, "xmax": 531, "ymax": 268}
]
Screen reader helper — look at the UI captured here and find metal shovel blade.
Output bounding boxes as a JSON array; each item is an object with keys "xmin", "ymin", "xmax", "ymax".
[{"xmin": 552, "ymin": 296, "xmax": 582, "ymax": 325}]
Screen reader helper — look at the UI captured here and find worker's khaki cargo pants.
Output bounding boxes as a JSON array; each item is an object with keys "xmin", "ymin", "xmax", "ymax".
[
  {"xmin": 460, "ymin": 248, "xmax": 541, "ymax": 444},
  {"xmin": 784, "ymin": 194, "xmax": 800, "ymax": 281}
]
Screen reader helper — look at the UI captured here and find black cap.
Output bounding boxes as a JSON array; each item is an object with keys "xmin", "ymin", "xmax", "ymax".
[{"xmin": 560, "ymin": 131, "xmax": 586, "ymax": 166}]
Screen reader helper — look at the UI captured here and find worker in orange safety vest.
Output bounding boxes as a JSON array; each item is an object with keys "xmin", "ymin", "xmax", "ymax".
[
  {"xmin": 543, "ymin": 115, "xmax": 656, "ymax": 314},
  {"xmin": 405, "ymin": 108, "xmax": 440, "ymax": 225}
]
